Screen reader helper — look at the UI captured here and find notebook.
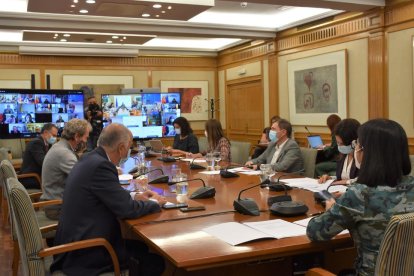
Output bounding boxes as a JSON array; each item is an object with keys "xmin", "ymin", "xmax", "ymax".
[
  {"xmin": 307, "ymin": 135, "xmax": 323, "ymax": 149},
  {"xmin": 149, "ymin": 139, "xmax": 164, "ymax": 153}
]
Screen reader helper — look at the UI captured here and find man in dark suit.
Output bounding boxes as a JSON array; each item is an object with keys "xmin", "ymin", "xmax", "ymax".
[
  {"xmin": 20, "ymin": 123, "xmax": 58, "ymax": 189},
  {"xmin": 51, "ymin": 123, "xmax": 166, "ymax": 275}
]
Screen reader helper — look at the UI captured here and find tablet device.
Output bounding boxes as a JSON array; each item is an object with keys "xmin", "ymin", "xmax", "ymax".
[
  {"xmin": 149, "ymin": 139, "xmax": 164, "ymax": 152},
  {"xmin": 307, "ymin": 135, "xmax": 323, "ymax": 149}
]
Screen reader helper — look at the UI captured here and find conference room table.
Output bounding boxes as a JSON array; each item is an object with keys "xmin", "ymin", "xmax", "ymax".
[{"xmin": 120, "ymin": 156, "xmax": 355, "ymax": 276}]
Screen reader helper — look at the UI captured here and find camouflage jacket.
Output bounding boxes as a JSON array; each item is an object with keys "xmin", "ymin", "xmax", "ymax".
[{"xmin": 307, "ymin": 176, "xmax": 414, "ymax": 276}]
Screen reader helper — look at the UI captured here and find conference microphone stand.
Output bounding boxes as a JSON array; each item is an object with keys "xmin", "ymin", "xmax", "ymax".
[
  {"xmin": 233, "ymin": 178, "xmax": 270, "ymax": 216},
  {"xmin": 168, "ymin": 178, "xmax": 216, "ymax": 199},
  {"xmin": 220, "ymin": 164, "xmax": 244, "ymax": 178},
  {"xmin": 189, "ymin": 157, "xmax": 207, "ymax": 170},
  {"xmin": 133, "ymin": 168, "xmax": 169, "ymax": 184}
]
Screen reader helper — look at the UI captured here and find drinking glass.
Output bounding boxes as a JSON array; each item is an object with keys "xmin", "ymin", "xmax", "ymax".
[
  {"xmin": 260, "ymin": 164, "xmax": 273, "ymax": 180},
  {"xmin": 134, "ymin": 175, "xmax": 149, "ymax": 192},
  {"xmin": 206, "ymin": 152, "xmax": 215, "ymax": 171},
  {"xmin": 175, "ymin": 173, "xmax": 188, "ymax": 204},
  {"xmin": 213, "ymin": 151, "xmax": 222, "ymax": 170}
]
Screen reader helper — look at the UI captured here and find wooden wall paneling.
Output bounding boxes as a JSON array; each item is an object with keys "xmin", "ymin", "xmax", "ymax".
[
  {"xmin": 268, "ymin": 53, "xmax": 279, "ymax": 117},
  {"xmin": 368, "ymin": 29, "xmax": 388, "ymax": 119},
  {"xmin": 147, "ymin": 70, "xmax": 152, "ymax": 87},
  {"xmin": 40, "ymin": 68, "xmax": 46, "ymax": 89},
  {"xmin": 214, "ymin": 70, "xmax": 220, "ymax": 120},
  {"xmin": 218, "ymin": 41, "xmax": 275, "ymax": 68}
]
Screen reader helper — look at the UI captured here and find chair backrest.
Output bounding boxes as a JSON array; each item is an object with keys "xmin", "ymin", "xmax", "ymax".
[
  {"xmin": 409, "ymin": 155, "xmax": 414, "ymax": 176},
  {"xmin": 230, "ymin": 141, "xmax": 251, "ymax": 165},
  {"xmin": 7, "ymin": 177, "xmax": 45, "ymax": 276},
  {"xmin": 1, "ymin": 160, "xmax": 19, "ymax": 239},
  {"xmin": 0, "ymin": 147, "xmax": 9, "ymax": 161},
  {"xmin": 198, "ymin": 136, "xmax": 208, "ymax": 153},
  {"xmin": 299, "ymin": 148, "xmax": 318, "ymax": 178},
  {"xmin": 375, "ymin": 213, "xmax": 414, "ymax": 276}
]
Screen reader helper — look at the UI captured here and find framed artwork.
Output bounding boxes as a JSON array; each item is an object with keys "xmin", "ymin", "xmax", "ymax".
[
  {"xmin": 287, "ymin": 50, "xmax": 348, "ymax": 125},
  {"xmin": 160, "ymin": 80, "xmax": 208, "ymax": 121},
  {"xmin": 63, "ymin": 75, "xmax": 134, "ymax": 103}
]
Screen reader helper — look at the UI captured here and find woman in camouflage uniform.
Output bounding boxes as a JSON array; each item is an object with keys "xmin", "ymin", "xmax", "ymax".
[{"xmin": 307, "ymin": 119, "xmax": 413, "ymax": 276}]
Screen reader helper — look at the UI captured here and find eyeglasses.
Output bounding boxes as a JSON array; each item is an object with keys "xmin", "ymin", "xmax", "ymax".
[{"xmin": 351, "ymin": 140, "xmax": 363, "ymax": 152}]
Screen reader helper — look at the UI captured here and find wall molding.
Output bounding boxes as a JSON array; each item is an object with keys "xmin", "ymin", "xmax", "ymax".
[
  {"xmin": 217, "ymin": 41, "xmax": 275, "ymax": 68},
  {"xmin": 0, "ymin": 54, "xmax": 217, "ymax": 69}
]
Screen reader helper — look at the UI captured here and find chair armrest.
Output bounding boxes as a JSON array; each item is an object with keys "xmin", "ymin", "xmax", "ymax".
[
  {"xmin": 17, "ymin": 173, "xmax": 42, "ymax": 186},
  {"xmin": 38, "ymin": 238, "xmax": 120, "ymax": 276},
  {"xmin": 29, "ymin": 192, "xmax": 43, "ymax": 200},
  {"xmin": 305, "ymin": 268, "xmax": 335, "ymax": 276},
  {"xmin": 40, "ymin": 223, "xmax": 58, "ymax": 233},
  {"xmin": 32, "ymin": 199, "xmax": 62, "ymax": 208}
]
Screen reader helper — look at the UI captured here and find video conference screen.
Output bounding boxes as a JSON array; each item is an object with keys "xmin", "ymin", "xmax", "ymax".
[
  {"xmin": 101, "ymin": 93, "xmax": 181, "ymax": 139},
  {"xmin": 0, "ymin": 89, "xmax": 85, "ymax": 139}
]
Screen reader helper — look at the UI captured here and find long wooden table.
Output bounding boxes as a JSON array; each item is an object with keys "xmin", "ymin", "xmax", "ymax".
[{"xmin": 121, "ymin": 157, "xmax": 355, "ymax": 275}]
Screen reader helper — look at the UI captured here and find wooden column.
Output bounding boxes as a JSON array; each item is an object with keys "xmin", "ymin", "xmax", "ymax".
[
  {"xmin": 268, "ymin": 53, "xmax": 279, "ymax": 117},
  {"xmin": 368, "ymin": 27, "xmax": 388, "ymax": 119}
]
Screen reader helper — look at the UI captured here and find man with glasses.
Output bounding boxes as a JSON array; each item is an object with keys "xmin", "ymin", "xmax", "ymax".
[
  {"xmin": 20, "ymin": 123, "xmax": 58, "ymax": 189},
  {"xmin": 245, "ymin": 119, "xmax": 304, "ymax": 174}
]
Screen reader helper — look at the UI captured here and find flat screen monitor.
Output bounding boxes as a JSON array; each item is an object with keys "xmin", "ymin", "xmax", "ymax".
[
  {"xmin": 101, "ymin": 93, "xmax": 181, "ymax": 139},
  {"xmin": 0, "ymin": 89, "xmax": 85, "ymax": 139}
]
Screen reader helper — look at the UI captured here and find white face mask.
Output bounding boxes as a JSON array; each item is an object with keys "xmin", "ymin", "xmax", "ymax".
[
  {"xmin": 175, "ymin": 128, "xmax": 181, "ymax": 135},
  {"xmin": 204, "ymin": 130, "xmax": 208, "ymax": 138}
]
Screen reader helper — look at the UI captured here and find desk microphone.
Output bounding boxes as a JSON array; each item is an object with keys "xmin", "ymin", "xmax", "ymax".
[
  {"xmin": 133, "ymin": 168, "xmax": 169, "ymax": 184},
  {"xmin": 189, "ymin": 157, "xmax": 206, "ymax": 170},
  {"xmin": 168, "ymin": 178, "xmax": 216, "ymax": 199},
  {"xmin": 268, "ymin": 173, "xmax": 308, "ymax": 216},
  {"xmin": 233, "ymin": 178, "xmax": 270, "ymax": 216},
  {"xmin": 305, "ymin": 126, "xmax": 312, "ymax": 136},
  {"xmin": 220, "ymin": 164, "xmax": 241, "ymax": 178}
]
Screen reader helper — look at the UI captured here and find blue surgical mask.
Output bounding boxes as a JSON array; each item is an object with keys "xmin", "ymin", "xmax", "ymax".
[
  {"xmin": 119, "ymin": 148, "xmax": 131, "ymax": 166},
  {"xmin": 47, "ymin": 136, "xmax": 57, "ymax": 145},
  {"xmin": 175, "ymin": 128, "xmax": 181, "ymax": 135},
  {"xmin": 269, "ymin": 130, "xmax": 278, "ymax": 142},
  {"xmin": 338, "ymin": 145, "xmax": 353, "ymax": 154}
]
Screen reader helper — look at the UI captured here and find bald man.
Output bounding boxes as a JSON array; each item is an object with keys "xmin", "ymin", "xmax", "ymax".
[{"xmin": 51, "ymin": 123, "xmax": 166, "ymax": 275}]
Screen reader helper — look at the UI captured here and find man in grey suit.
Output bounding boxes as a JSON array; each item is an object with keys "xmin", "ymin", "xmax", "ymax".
[
  {"xmin": 40, "ymin": 118, "xmax": 91, "ymax": 220},
  {"xmin": 246, "ymin": 119, "xmax": 304, "ymax": 173}
]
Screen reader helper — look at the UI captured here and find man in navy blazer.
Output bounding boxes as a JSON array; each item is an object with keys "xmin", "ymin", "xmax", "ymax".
[
  {"xmin": 20, "ymin": 123, "xmax": 58, "ymax": 189},
  {"xmin": 51, "ymin": 123, "xmax": 166, "ymax": 275}
]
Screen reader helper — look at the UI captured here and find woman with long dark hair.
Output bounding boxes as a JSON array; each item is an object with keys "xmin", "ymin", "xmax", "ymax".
[
  {"xmin": 307, "ymin": 119, "xmax": 413, "ymax": 275},
  {"xmin": 167, "ymin": 116, "xmax": 199, "ymax": 155}
]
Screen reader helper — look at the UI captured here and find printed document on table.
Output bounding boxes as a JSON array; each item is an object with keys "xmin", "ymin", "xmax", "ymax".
[
  {"xmin": 293, "ymin": 217, "xmax": 349, "ymax": 235},
  {"xmin": 203, "ymin": 219, "xmax": 307, "ymax": 246}
]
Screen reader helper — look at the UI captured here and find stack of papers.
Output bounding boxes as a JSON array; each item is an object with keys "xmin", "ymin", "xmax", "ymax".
[
  {"xmin": 280, "ymin": 178, "xmax": 348, "ymax": 193},
  {"xmin": 203, "ymin": 219, "xmax": 307, "ymax": 246}
]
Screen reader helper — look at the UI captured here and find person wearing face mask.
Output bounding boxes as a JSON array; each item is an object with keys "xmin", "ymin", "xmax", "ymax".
[
  {"xmin": 51, "ymin": 123, "xmax": 166, "ymax": 276},
  {"xmin": 20, "ymin": 123, "xmax": 58, "ymax": 189},
  {"xmin": 245, "ymin": 119, "xmax": 304, "ymax": 173},
  {"xmin": 318, "ymin": 118, "xmax": 361, "ymax": 185},
  {"xmin": 307, "ymin": 119, "xmax": 414, "ymax": 276},
  {"xmin": 40, "ymin": 118, "xmax": 92, "ymax": 220},
  {"xmin": 166, "ymin": 116, "xmax": 199, "ymax": 156},
  {"xmin": 251, "ymin": 115, "xmax": 281, "ymax": 159}
]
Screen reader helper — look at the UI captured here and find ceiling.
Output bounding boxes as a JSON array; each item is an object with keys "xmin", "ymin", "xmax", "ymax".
[{"xmin": 0, "ymin": 0, "xmax": 385, "ymax": 56}]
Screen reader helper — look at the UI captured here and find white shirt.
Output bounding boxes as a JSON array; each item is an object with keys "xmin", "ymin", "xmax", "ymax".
[
  {"xmin": 270, "ymin": 139, "xmax": 288, "ymax": 165},
  {"xmin": 341, "ymin": 154, "xmax": 353, "ymax": 180}
]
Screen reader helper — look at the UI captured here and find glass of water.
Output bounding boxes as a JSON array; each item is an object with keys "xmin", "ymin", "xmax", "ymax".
[
  {"xmin": 175, "ymin": 173, "xmax": 188, "ymax": 203},
  {"xmin": 213, "ymin": 151, "xmax": 222, "ymax": 170},
  {"xmin": 260, "ymin": 164, "xmax": 273, "ymax": 181},
  {"xmin": 206, "ymin": 152, "xmax": 215, "ymax": 171}
]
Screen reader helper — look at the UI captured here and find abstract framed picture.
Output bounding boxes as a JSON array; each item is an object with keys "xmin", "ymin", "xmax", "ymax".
[
  {"xmin": 287, "ymin": 50, "xmax": 348, "ymax": 125},
  {"xmin": 160, "ymin": 80, "xmax": 208, "ymax": 121},
  {"xmin": 63, "ymin": 75, "xmax": 133, "ymax": 103}
]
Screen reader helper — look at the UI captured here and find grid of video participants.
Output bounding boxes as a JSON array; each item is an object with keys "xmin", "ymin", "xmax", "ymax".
[
  {"xmin": 101, "ymin": 93, "xmax": 180, "ymax": 138},
  {"xmin": 0, "ymin": 91, "xmax": 84, "ymax": 136}
]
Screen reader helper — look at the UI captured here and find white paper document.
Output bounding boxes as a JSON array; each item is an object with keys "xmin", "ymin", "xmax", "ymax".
[
  {"xmin": 280, "ymin": 178, "xmax": 347, "ymax": 193},
  {"xmin": 181, "ymin": 158, "xmax": 206, "ymax": 163},
  {"xmin": 203, "ymin": 219, "xmax": 307, "ymax": 246},
  {"xmin": 198, "ymin": 170, "xmax": 221, "ymax": 175}
]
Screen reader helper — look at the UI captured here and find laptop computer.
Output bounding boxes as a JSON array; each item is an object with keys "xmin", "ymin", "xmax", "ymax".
[
  {"xmin": 149, "ymin": 139, "xmax": 164, "ymax": 153},
  {"xmin": 307, "ymin": 135, "xmax": 323, "ymax": 149}
]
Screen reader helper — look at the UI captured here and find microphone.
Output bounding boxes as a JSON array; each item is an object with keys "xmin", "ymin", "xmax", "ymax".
[
  {"xmin": 168, "ymin": 178, "xmax": 216, "ymax": 199},
  {"xmin": 266, "ymin": 169, "xmax": 304, "ymax": 192},
  {"xmin": 305, "ymin": 126, "xmax": 312, "ymax": 135},
  {"xmin": 189, "ymin": 157, "xmax": 206, "ymax": 170},
  {"xmin": 267, "ymin": 172, "xmax": 309, "ymax": 216},
  {"xmin": 233, "ymin": 182, "xmax": 264, "ymax": 216},
  {"xmin": 220, "ymin": 164, "xmax": 241, "ymax": 178},
  {"xmin": 133, "ymin": 168, "xmax": 169, "ymax": 184}
]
